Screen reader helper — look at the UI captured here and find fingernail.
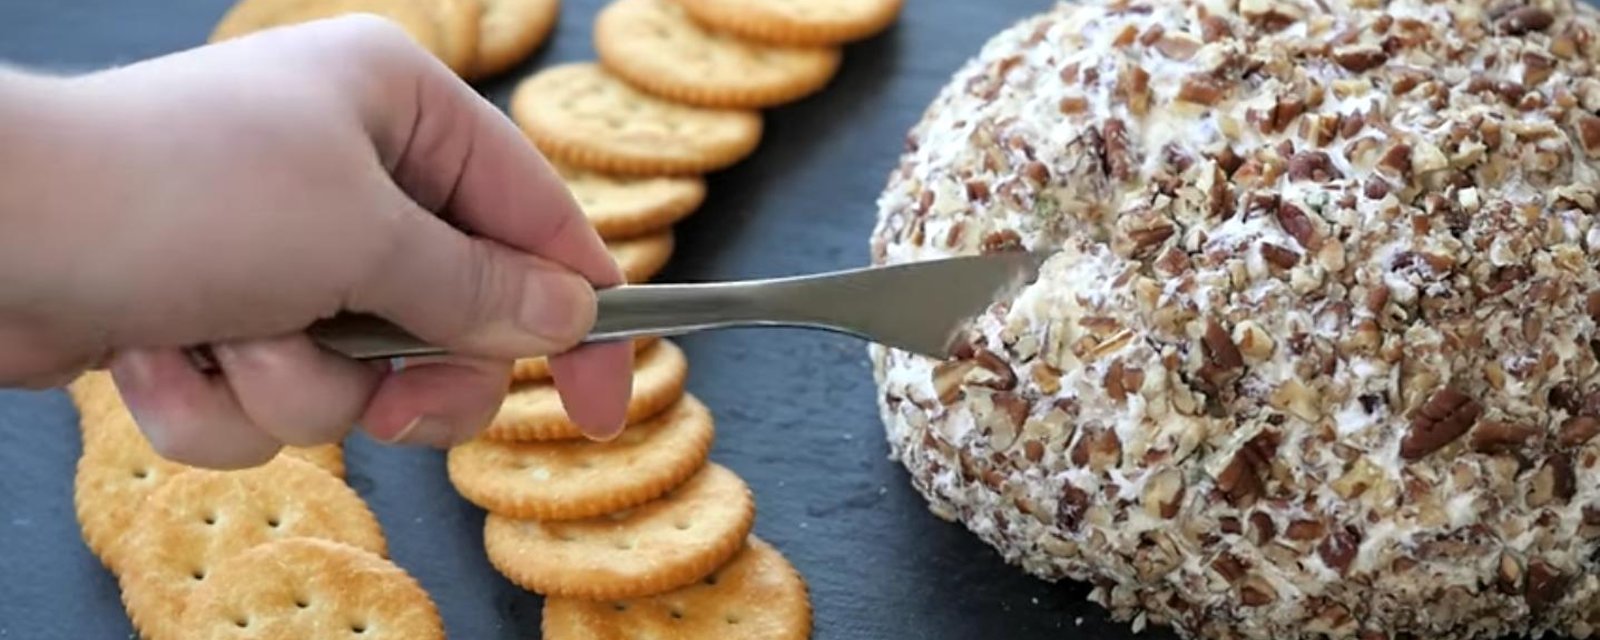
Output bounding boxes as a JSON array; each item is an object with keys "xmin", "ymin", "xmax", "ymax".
[
  {"xmin": 386, "ymin": 414, "xmax": 457, "ymax": 448},
  {"xmin": 519, "ymin": 271, "xmax": 594, "ymax": 343},
  {"xmin": 580, "ymin": 417, "xmax": 627, "ymax": 443}
]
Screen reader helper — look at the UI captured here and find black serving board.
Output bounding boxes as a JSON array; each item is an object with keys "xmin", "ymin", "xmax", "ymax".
[{"xmin": 0, "ymin": 1, "xmax": 1557, "ymax": 639}]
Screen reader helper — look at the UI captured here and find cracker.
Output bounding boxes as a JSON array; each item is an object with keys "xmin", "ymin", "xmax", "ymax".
[
  {"xmin": 675, "ymin": 0, "xmax": 903, "ymax": 47},
  {"xmin": 594, "ymin": 0, "xmax": 841, "ymax": 109},
  {"xmin": 179, "ymin": 537, "xmax": 443, "ymax": 639},
  {"xmin": 210, "ymin": 0, "xmax": 483, "ymax": 76},
  {"xmin": 483, "ymin": 462, "xmax": 755, "ymax": 599},
  {"xmin": 543, "ymin": 535, "xmax": 811, "ymax": 640},
  {"xmin": 117, "ymin": 456, "xmax": 386, "ymax": 640},
  {"xmin": 513, "ymin": 336, "xmax": 660, "ymax": 383},
  {"xmin": 558, "ymin": 160, "xmax": 706, "ymax": 240},
  {"xmin": 511, "ymin": 62, "xmax": 763, "ymax": 175},
  {"xmin": 449, "ymin": 393, "xmax": 713, "ymax": 519},
  {"xmin": 66, "ymin": 370, "xmax": 123, "ymax": 435},
  {"xmin": 488, "ymin": 339, "xmax": 688, "ymax": 441},
  {"xmin": 609, "ymin": 229, "xmax": 676, "ymax": 284},
  {"xmin": 470, "ymin": 0, "xmax": 561, "ymax": 79},
  {"xmin": 72, "ymin": 393, "xmax": 348, "ymax": 574}
]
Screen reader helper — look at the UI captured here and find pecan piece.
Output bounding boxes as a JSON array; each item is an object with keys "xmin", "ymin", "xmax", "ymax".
[
  {"xmin": 1524, "ymin": 559, "xmax": 1568, "ymax": 614},
  {"xmin": 1577, "ymin": 116, "xmax": 1600, "ymax": 159},
  {"xmin": 1287, "ymin": 150, "xmax": 1342, "ymax": 182},
  {"xmin": 1178, "ymin": 74, "xmax": 1227, "ymax": 105},
  {"xmin": 1102, "ymin": 119, "xmax": 1134, "ymax": 181},
  {"xmin": 931, "ymin": 360, "xmax": 976, "ymax": 405},
  {"xmin": 1499, "ymin": 7, "xmax": 1555, "ymax": 35},
  {"xmin": 1260, "ymin": 242, "xmax": 1300, "ymax": 269},
  {"xmin": 1248, "ymin": 512, "xmax": 1276, "ymax": 545},
  {"xmin": 1275, "ymin": 202, "xmax": 1321, "ymax": 251},
  {"xmin": 1470, "ymin": 421, "xmax": 1539, "ymax": 454},
  {"xmin": 1285, "ymin": 519, "xmax": 1325, "ymax": 541},
  {"xmin": 1400, "ymin": 388, "xmax": 1480, "ymax": 460},
  {"xmin": 1333, "ymin": 44, "xmax": 1388, "ymax": 71},
  {"xmin": 1057, "ymin": 484, "xmax": 1091, "ymax": 531},
  {"xmin": 1239, "ymin": 577, "xmax": 1278, "ymax": 606},
  {"xmin": 1155, "ymin": 33, "xmax": 1201, "ymax": 60},
  {"xmin": 1317, "ymin": 527, "xmax": 1361, "ymax": 576},
  {"xmin": 1217, "ymin": 432, "xmax": 1278, "ymax": 507},
  {"xmin": 1560, "ymin": 416, "xmax": 1600, "ymax": 447},
  {"xmin": 1204, "ymin": 319, "xmax": 1245, "ymax": 371},
  {"xmin": 980, "ymin": 230, "xmax": 1024, "ymax": 254},
  {"xmin": 971, "ymin": 348, "xmax": 1019, "ymax": 389}
]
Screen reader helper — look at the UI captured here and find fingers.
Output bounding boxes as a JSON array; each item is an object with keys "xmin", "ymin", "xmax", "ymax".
[
  {"xmin": 548, "ymin": 342, "xmax": 635, "ymax": 440},
  {"xmin": 108, "ymin": 348, "xmax": 283, "ymax": 469},
  {"xmin": 210, "ymin": 333, "xmax": 382, "ymax": 446},
  {"xmin": 355, "ymin": 355, "xmax": 511, "ymax": 448}
]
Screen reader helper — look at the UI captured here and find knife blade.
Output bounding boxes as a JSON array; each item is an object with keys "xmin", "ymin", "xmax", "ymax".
[{"xmin": 302, "ymin": 250, "xmax": 1053, "ymax": 362}]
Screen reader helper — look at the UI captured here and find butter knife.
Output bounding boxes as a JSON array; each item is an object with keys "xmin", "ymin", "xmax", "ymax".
[{"xmin": 302, "ymin": 250, "xmax": 1052, "ymax": 361}]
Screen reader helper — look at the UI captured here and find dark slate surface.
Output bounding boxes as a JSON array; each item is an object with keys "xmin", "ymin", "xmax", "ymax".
[{"xmin": 0, "ymin": 2, "xmax": 1551, "ymax": 640}]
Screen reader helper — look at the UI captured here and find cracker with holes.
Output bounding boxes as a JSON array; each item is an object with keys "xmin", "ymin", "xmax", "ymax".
[
  {"xmin": 179, "ymin": 537, "xmax": 443, "ymax": 639},
  {"xmin": 542, "ymin": 535, "xmax": 811, "ymax": 640},
  {"xmin": 490, "ymin": 339, "xmax": 688, "ymax": 441},
  {"xmin": 511, "ymin": 62, "xmax": 763, "ymax": 175},
  {"xmin": 557, "ymin": 160, "xmax": 706, "ymax": 240},
  {"xmin": 515, "ymin": 336, "xmax": 659, "ymax": 383},
  {"xmin": 483, "ymin": 461, "xmax": 754, "ymax": 599},
  {"xmin": 676, "ymin": 0, "xmax": 903, "ymax": 47},
  {"xmin": 608, "ymin": 229, "xmax": 676, "ymax": 283},
  {"xmin": 116, "ymin": 456, "xmax": 386, "ymax": 640},
  {"xmin": 449, "ymin": 394, "xmax": 714, "ymax": 519},
  {"xmin": 210, "ymin": 0, "xmax": 484, "ymax": 77},
  {"xmin": 594, "ymin": 0, "xmax": 841, "ymax": 109},
  {"xmin": 71, "ymin": 389, "xmax": 347, "ymax": 574}
]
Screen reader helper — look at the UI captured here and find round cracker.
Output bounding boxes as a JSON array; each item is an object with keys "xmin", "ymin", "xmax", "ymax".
[
  {"xmin": 470, "ymin": 0, "xmax": 561, "ymax": 79},
  {"xmin": 513, "ymin": 336, "xmax": 661, "ymax": 383},
  {"xmin": 488, "ymin": 339, "xmax": 688, "ymax": 441},
  {"xmin": 675, "ymin": 0, "xmax": 903, "ymax": 47},
  {"xmin": 543, "ymin": 536, "xmax": 811, "ymax": 640},
  {"xmin": 557, "ymin": 160, "xmax": 706, "ymax": 240},
  {"xmin": 449, "ymin": 393, "xmax": 714, "ymax": 519},
  {"xmin": 117, "ymin": 456, "xmax": 386, "ymax": 640},
  {"xmin": 483, "ymin": 462, "xmax": 755, "ymax": 599},
  {"xmin": 72, "ymin": 396, "xmax": 348, "ymax": 574},
  {"xmin": 210, "ymin": 0, "xmax": 483, "ymax": 76},
  {"xmin": 511, "ymin": 62, "xmax": 763, "ymax": 175},
  {"xmin": 180, "ymin": 537, "xmax": 443, "ymax": 640},
  {"xmin": 609, "ymin": 229, "xmax": 676, "ymax": 284},
  {"xmin": 594, "ymin": 0, "xmax": 841, "ymax": 109}
]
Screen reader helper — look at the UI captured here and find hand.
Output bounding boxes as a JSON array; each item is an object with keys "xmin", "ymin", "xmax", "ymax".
[{"xmin": 0, "ymin": 16, "xmax": 634, "ymax": 467}]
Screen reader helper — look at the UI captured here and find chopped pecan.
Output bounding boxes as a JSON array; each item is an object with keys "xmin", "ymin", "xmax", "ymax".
[
  {"xmin": 931, "ymin": 360, "xmax": 976, "ymax": 405},
  {"xmin": 1126, "ymin": 222, "xmax": 1176, "ymax": 256},
  {"xmin": 1059, "ymin": 96, "xmax": 1089, "ymax": 114},
  {"xmin": 1155, "ymin": 33, "xmax": 1201, "ymax": 60},
  {"xmin": 1239, "ymin": 577, "xmax": 1278, "ymax": 606},
  {"xmin": 1275, "ymin": 202, "xmax": 1321, "ymax": 251},
  {"xmin": 1204, "ymin": 318, "xmax": 1245, "ymax": 371},
  {"xmin": 1333, "ymin": 44, "xmax": 1388, "ymax": 71},
  {"xmin": 1287, "ymin": 150, "xmax": 1342, "ymax": 182},
  {"xmin": 1560, "ymin": 416, "xmax": 1600, "ymax": 447},
  {"xmin": 1530, "ymin": 453, "xmax": 1577, "ymax": 507},
  {"xmin": 1023, "ymin": 440, "xmax": 1044, "ymax": 463},
  {"xmin": 1576, "ymin": 116, "xmax": 1600, "ymax": 158},
  {"xmin": 1499, "ymin": 552, "xmax": 1523, "ymax": 594},
  {"xmin": 1178, "ymin": 75, "xmax": 1227, "ymax": 105},
  {"xmin": 1102, "ymin": 119, "xmax": 1133, "ymax": 181},
  {"xmin": 1499, "ymin": 7, "xmax": 1555, "ymax": 35},
  {"xmin": 980, "ymin": 230, "xmax": 1024, "ymax": 254},
  {"xmin": 1217, "ymin": 432, "xmax": 1279, "ymax": 507},
  {"xmin": 1248, "ymin": 512, "xmax": 1276, "ymax": 545},
  {"xmin": 1285, "ymin": 519, "xmax": 1325, "ymax": 541},
  {"xmin": 965, "ymin": 180, "xmax": 991, "ymax": 203},
  {"xmin": 1143, "ymin": 468, "xmax": 1185, "ymax": 519},
  {"xmin": 1260, "ymin": 242, "xmax": 1300, "ymax": 269},
  {"xmin": 1022, "ymin": 161, "xmax": 1051, "ymax": 185},
  {"xmin": 1057, "ymin": 484, "xmax": 1091, "ymax": 531},
  {"xmin": 1400, "ymin": 388, "xmax": 1480, "ymax": 460},
  {"xmin": 1524, "ymin": 559, "xmax": 1568, "ymax": 614},
  {"xmin": 971, "ymin": 348, "xmax": 1019, "ymax": 389},
  {"xmin": 1363, "ymin": 177, "xmax": 1391, "ymax": 200},
  {"xmin": 1378, "ymin": 143, "xmax": 1412, "ymax": 177},
  {"xmin": 1317, "ymin": 527, "xmax": 1361, "ymax": 576},
  {"xmin": 1119, "ymin": 66, "xmax": 1152, "ymax": 116},
  {"xmin": 1470, "ymin": 421, "xmax": 1539, "ymax": 454},
  {"xmin": 1212, "ymin": 553, "xmax": 1247, "ymax": 582},
  {"xmin": 1200, "ymin": 15, "xmax": 1232, "ymax": 42}
]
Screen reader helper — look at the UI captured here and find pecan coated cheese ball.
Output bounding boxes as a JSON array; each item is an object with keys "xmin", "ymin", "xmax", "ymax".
[{"xmin": 868, "ymin": 0, "xmax": 1600, "ymax": 639}]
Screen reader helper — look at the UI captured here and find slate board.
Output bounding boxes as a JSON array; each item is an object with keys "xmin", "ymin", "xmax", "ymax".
[{"xmin": 0, "ymin": 2, "xmax": 1556, "ymax": 639}]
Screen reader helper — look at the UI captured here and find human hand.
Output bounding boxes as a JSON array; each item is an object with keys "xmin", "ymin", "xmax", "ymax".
[{"xmin": 0, "ymin": 16, "xmax": 634, "ymax": 466}]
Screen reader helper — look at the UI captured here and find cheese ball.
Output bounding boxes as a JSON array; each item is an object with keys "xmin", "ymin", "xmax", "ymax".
[{"xmin": 869, "ymin": 0, "xmax": 1600, "ymax": 638}]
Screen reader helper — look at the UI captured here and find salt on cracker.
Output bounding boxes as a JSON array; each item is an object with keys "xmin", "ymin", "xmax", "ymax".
[
  {"xmin": 488, "ymin": 339, "xmax": 689, "ymax": 441},
  {"xmin": 483, "ymin": 462, "xmax": 755, "ymax": 600},
  {"xmin": 513, "ymin": 336, "xmax": 660, "ymax": 383},
  {"xmin": 511, "ymin": 62, "xmax": 763, "ymax": 175},
  {"xmin": 608, "ymin": 229, "xmax": 676, "ymax": 284},
  {"xmin": 542, "ymin": 536, "xmax": 812, "ymax": 640},
  {"xmin": 179, "ymin": 537, "xmax": 443, "ymax": 640},
  {"xmin": 675, "ymin": 0, "xmax": 904, "ymax": 47},
  {"xmin": 449, "ymin": 393, "xmax": 714, "ymax": 520},
  {"xmin": 117, "ymin": 456, "xmax": 386, "ymax": 640},
  {"xmin": 557, "ymin": 160, "xmax": 706, "ymax": 240},
  {"xmin": 210, "ymin": 0, "xmax": 483, "ymax": 76},
  {"xmin": 470, "ymin": 0, "xmax": 560, "ymax": 79},
  {"xmin": 71, "ymin": 383, "xmax": 348, "ymax": 574},
  {"xmin": 594, "ymin": 0, "xmax": 841, "ymax": 109}
]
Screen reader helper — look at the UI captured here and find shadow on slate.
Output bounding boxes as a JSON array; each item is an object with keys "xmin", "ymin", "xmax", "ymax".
[{"xmin": 1, "ymin": 1, "xmax": 1561, "ymax": 640}]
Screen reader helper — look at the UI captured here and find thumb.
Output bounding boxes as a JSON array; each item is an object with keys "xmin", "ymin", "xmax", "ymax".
[{"xmin": 349, "ymin": 198, "xmax": 601, "ymax": 360}]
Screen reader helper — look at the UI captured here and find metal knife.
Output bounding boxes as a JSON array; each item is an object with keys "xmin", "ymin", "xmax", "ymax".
[{"xmin": 302, "ymin": 250, "xmax": 1053, "ymax": 362}]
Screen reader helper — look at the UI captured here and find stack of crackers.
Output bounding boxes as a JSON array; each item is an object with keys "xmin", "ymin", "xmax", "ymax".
[
  {"xmin": 511, "ymin": 0, "xmax": 904, "ymax": 281},
  {"xmin": 446, "ymin": 338, "xmax": 813, "ymax": 638},
  {"xmin": 67, "ymin": 372, "xmax": 446, "ymax": 639}
]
